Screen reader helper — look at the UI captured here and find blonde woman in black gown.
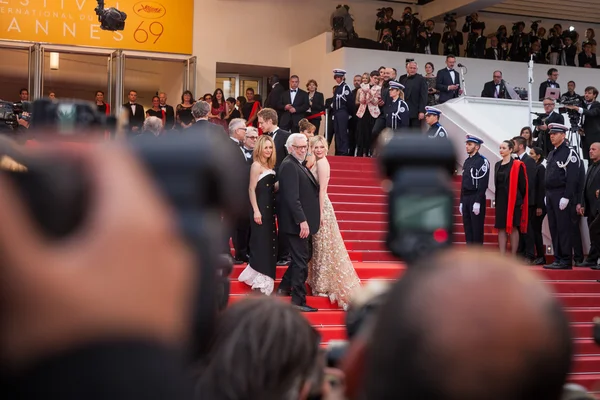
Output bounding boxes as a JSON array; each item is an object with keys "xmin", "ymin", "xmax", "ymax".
[{"xmin": 238, "ymin": 135, "xmax": 277, "ymax": 295}]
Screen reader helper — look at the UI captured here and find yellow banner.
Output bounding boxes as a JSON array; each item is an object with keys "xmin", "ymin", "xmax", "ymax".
[{"xmin": 0, "ymin": 0, "xmax": 193, "ymax": 54}]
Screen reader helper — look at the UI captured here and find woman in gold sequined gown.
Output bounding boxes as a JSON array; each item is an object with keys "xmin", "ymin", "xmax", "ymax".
[{"xmin": 307, "ymin": 135, "xmax": 361, "ymax": 310}]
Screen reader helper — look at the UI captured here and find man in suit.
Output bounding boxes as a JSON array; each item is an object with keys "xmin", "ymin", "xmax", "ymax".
[
  {"xmin": 258, "ymin": 108, "xmax": 292, "ymax": 266},
  {"xmin": 578, "ymin": 42, "xmax": 598, "ymax": 68},
  {"xmin": 188, "ymin": 101, "xmax": 227, "ymax": 137},
  {"xmin": 264, "ymin": 74, "xmax": 285, "ymax": 120},
  {"xmin": 538, "ymin": 68, "xmax": 560, "ymax": 101},
  {"xmin": 123, "ymin": 90, "xmax": 145, "ymax": 133},
  {"xmin": 578, "ymin": 142, "xmax": 600, "ymax": 269},
  {"xmin": 436, "ymin": 55, "xmax": 462, "ymax": 104},
  {"xmin": 278, "ymin": 75, "xmax": 309, "ymax": 133},
  {"xmin": 534, "ymin": 98, "xmax": 565, "ymax": 157},
  {"xmin": 276, "ymin": 133, "xmax": 320, "ymax": 312},
  {"xmin": 481, "ymin": 70, "xmax": 510, "ymax": 99},
  {"xmin": 513, "ymin": 136, "xmax": 537, "ymax": 262},
  {"xmin": 158, "ymin": 92, "xmax": 175, "ymax": 130},
  {"xmin": 423, "ymin": 19, "xmax": 442, "ymax": 54},
  {"xmin": 227, "ymin": 118, "xmax": 252, "ymax": 264},
  {"xmin": 398, "ymin": 61, "xmax": 428, "ymax": 128},
  {"xmin": 484, "ymin": 36, "xmax": 507, "ymax": 61},
  {"xmin": 567, "ymin": 86, "xmax": 600, "ymax": 160}
]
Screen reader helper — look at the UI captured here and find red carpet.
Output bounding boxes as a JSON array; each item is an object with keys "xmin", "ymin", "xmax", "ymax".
[{"xmin": 229, "ymin": 156, "xmax": 600, "ymax": 392}]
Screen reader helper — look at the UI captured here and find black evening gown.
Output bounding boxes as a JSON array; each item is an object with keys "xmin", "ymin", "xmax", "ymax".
[
  {"xmin": 239, "ymin": 171, "xmax": 277, "ymax": 294},
  {"xmin": 494, "ymin": 160, "xmax": 525, "ymax": 229}
]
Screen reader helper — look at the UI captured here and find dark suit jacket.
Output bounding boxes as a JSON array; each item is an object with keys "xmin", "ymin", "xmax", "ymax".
[
  {"xmin": 539, "ymin": 81, "xmax": 560, "ymax": 101},
  {"xmin": 264, "ymin": 82, "xmax": 286, "ymax": 116},
  {"xmin": 277, "ymin": 155, "xmax": 320, "ymax": 235},
  {"xmin": 581, "ymin": 102, "xmax": 600, "ymax": 139},
  {"xmin": 534, "ymin": 111, "xmax": 565, "ymax": 157},
  {"xmin": 123, "ymin": 102, "xmax": 145, "ymax": 131},
  {"xmin": 520, "ymin": 153, "xmax": 537, "ymax": 205},
  {"xmin": 583, "ymin": 161, "xmax": 600, "ymax": 217},
  {"xmin": 160, "ymin": 104, "xmax": 175, "ymax": 130},
  {"xmin": 484, "ymin": 46, "xmax": 507, "ymax": 61},
  {"xmin": 229, "ymin": 137, "xmax": 251, "ymax": 214},
  {"xmin": 533, "ymin": 163, "xmax": 546, "ymax": 212},
  {"xmin": 579, "ymin": 52, "xmax": 598, "ymax": 68},
  {"xmin": 398, "ymin": 73, "xmax": 428, "ymax": 118},
  {"xmin": 186, "ymin": 119, "xmax": 227, "ymax": 137},
  {"xmin": 308, "ymin": 91, "xmax": 325, "ymax": 117},
  {"xmin": 269, "ymin": 128, "xmax": 290, "ymax": 175},
  {"xmin": 279, "ymin": 89, "xmax": 310, "ymax": 132},
  {"xmin": 428, "ymin": 32, "xmax": 442, "ymax": 55},
  {"xmin": 436, "ymin": 68, "xmax": 461, "ymax": 104},
  {"xmin": 481, "ymin": 81, "xmax": 510, "ymax": 99}
]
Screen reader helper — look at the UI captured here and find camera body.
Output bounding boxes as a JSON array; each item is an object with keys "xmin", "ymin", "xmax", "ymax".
[
  {"xmin": 95, "ymin": 0, "xmax": 127, "ymax": 31},
  {"xmin": 379, "ymin": 134, "xmax": 456, "ymax": 264},
  {"xmin": 443, "ymin": 13, "xmax": 456, "ymax": 24},
  {"xmin": 376, "ymin": 8, "xmax": 386, "ymax": 19},
  {"xmin": 0, "ymin": 100, "xmax": 22, "ymax": 128}
]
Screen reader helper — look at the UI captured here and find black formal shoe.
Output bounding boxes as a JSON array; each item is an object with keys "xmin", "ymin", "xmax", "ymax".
[
  {"xmin": 543, "ymin": 262, "xmax": 572, "ymax": 270},
  {"xmin": 575, "ymin": 260, "xmax": 597, "ymax": 267},
  {"xmin": 276, "ymin": 289, "xmax": 291, "ymax": 297},
  {"xmin": 532, "ymin": 257, "xmax": 546, "ymax": 265},
  {"xmin": 293, "ymin": 304, "xmax": 318, "ymax": 312},
  {"xmin": 591, "ymin": 265, "xmax": 600, "ymax": 270},
  {"xmin": 276, "ymin": 259, "xmax": 290, "ymax": 266}
]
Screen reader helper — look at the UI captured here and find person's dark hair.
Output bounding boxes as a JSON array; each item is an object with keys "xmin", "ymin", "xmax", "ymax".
[
  {"xmin": 212, "ymin": 88, "xmax": 224, "ymax": 110},
  {"xmin": 246, "ymin": 87, "xmax": 254, "ymax": 94},
  {"xmin": 195, "ymin": 298, "xmax": 320, "ymax": 400},
  {"xmin": 181, "ymin": 90, "xmax": 194, "ymax": 104},
  {"xmin": 236, "ymin": 96, "xmax": 247, "ymax": 108},
  {"xmin": 512, "ymin": 136, "xmax": 527, "ymax": 149},
  {"xmin": 202, "ymin": 93, "xmax": 212, "ymax": 101},
  {"xmin": 568, "ymin": 80, "xmax": 576, "ymax": 86},
  {"xmin": 226, "ymin": 97, "xmax": 236, "ymax": 104},
  {"xmin": 547, "ymin": 68, "xmax": 558, "ymax": 76},
  {"xmin": 129, "ymin": 90, "xmax": 137, "ymax": 95},
  {"xmin": 392, "ymin": 68, "xmax": 397, "ymax": 75},
  {"xmin": 96, "ymin": 90, "xmax": 104, "ymax": 96},
  {"xmin": 370, "ymin": 70, "xmax": 380, "ymax": 77},
  {"xmin": 270, "ymin": 74, "xmax": 280, "ymax": 84},
  {"xmin": 503, "ymin": 139, "xmax": 515, "ymax": 151},
  {"xmin": 584, "ymin": 86, "xmax": 599, "ymax": 98},
  {"xmin": 290, "ymin": 75, "xmax": 299, "ymax": 81},
  {"xmin": 362, "ymin": 256, "xmax": 572, "ymax": 400},
  {"xmin": 520, "ymin": 126, "xmax": 533, "ymax": 146},
  {"xmin": 425, "ymin": 62, "xmax": 435, "ymax": 72},
  {"xmin": 446, "ymin": 54, "xmax": 456, "ymax": 60},
  {"xmin": 19, "ymin": 88, "xmax": 28, "ymax": 95},
  {"xmin": 427, "ymin": 19, "xmax": 435, "ymax": 25},
  {"xmin": 531, "ymin": 147, "xmax": 545, "ymax": 163}
]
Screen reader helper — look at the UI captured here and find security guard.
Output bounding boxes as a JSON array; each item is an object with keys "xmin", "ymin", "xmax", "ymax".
[
  {"xmin": 424, "ymin": 106, "xmax": 448, "ymax": 139},
  {"xmin": 384, "ymin": 81, "xmax": 410, "ymax": 130},
  {"xmin": 544, "ymin": 123, "xmax": 581, "ymax": 269},
  {"xmin": 460, "ymin": 134, "xmax": 490, "ymax": 244},
  {"xmin": 332, "ymin": 68, "xmax": 354, "ymax": 155}
]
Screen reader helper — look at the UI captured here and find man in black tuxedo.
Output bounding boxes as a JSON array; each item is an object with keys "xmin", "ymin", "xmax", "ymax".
[
  {"xmin": 538, "ymin": 68, "xmax": 560, "ymax": 101},
  {"xmin": 264, "ymin": 74, "xmax": 285, "ymax": 120},
  {"xmin": 567, "ymin": 86, "xmax": 600, "ymax": 160},
  {"xmin": 513, "ymin": 136, "xmax": 537, "ymax": 262},
  {"xmin": 578, "ymin": 142, "xmax": 600, "ymax": 269},
  {"xmin": 435, "ymin": 55, "xmax": 461, "ymax": 104},
  {"xmin": 481, "ymin": 70, "xmax": 510, "ymax": 99},
  {"xmin": 258, "ymin": 108, "xmax": 292, "ymax": 265},
  {"xmin": 158, "ymin": 92, "xmax": 175, "ymax": 130},
  {"xmin": 398, "ymin": 61, "xmax": 428, "ymax": 128},
  {"xmin": 276, "ymin": 133, "xmax": 320, "ymax": 312},
  {"xmin": 227, "ymin": 118, "xmax": 252, "ymax": 264},
  {"xmin": 122, "ymin": 90, "xmax": 145, "ymax": 134},
  {"xmin": 278, "ymin": 75, "xmax": 309, "ymax": 133},
  {"xmin": 484, "ymin": 36, "xmax": 507, "ymax": 61},
  {"xmin": 187, "ymin": 101, "xmax": 227, "ymax": 137},
  {"xmin": 533, "ymin": 98, "xmax": 565, "ymax": 157}
]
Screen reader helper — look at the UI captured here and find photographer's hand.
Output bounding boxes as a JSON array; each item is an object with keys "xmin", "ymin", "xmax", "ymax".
[{"xmin": 0, "ymin": 146, "xmax": 194, "ymax": 368}]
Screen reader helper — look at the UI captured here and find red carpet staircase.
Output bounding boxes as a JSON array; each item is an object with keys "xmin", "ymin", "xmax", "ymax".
[{"xmin": 230, "ymin": 156, "xmax": 600, "ymax": 392}]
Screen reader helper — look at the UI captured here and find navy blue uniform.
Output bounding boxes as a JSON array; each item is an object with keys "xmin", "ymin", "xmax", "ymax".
[
  {"xmin": 427, "ymin": 122, "xmax": 448, "ymax": 139},
  {"xmin": 384, "ymin": 98, "xmax": 410, "ymax": 130},
  {"xmin": 545, "ymin": 142, "xmax": 581, "ymax": 265},
  {"xmin": 332, "ymin": 81, "xmax": 354, "ymax": 155},
  {"xmin": 461, "ymin": 152, "xmax": 490, "ymax": 244}
]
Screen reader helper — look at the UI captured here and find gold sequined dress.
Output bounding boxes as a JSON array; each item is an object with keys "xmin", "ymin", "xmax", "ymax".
[{"xmin": 308, "ymin": 161, "xmax": 361, "ymax": 310}]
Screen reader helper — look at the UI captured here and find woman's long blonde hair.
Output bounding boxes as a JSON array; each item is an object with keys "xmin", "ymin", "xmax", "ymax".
[
  {"xmin": 309, "ymin": 135, "xmax": 328, "ymax": 159},
  {"xmin": 253, "ymin": 135, "xmax": 276, "ymax": 169}
]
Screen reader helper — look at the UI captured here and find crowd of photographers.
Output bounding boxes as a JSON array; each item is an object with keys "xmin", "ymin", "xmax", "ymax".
[{"xmin": 337, "ymin": 6, "xmax": 598, "ymax": 67}]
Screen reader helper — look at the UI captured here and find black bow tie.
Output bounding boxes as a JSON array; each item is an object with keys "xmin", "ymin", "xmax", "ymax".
[
  {"xmin": 448, "ymin": 69, "xmax": 454, "ymax": 72},
  {"xmin": 291, "ymin": 89, "xmax": 297, "ymax": 93},
  {"xmin": 244, "ymin": 148, "xmax": 253, "ymax": 154}
]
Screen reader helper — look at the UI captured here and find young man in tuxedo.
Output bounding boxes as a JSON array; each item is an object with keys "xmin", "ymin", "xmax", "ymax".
[
  {"xmin": 123, "ymin": 90, "xmax": 145, "ymax": 133},
  {"xmin": 258, "ymin": 108, "xmax": 292, "ymax": 266},
  {"xmin": 435, "ymin": 55, "xmax": 462, "ymax": 104},
  {"xmin": 276, "ymin": 134, "xmax": 320, "ymax": 312},
  {"xmin": 481, "ymin": 70, "xmax": 510, "ymax": 99},
  {"xmin": 484, "ymin": 36, "xmax": 507, "ymax": 61},
  {"xmin": 158, "ymin": 92, "xmax": 175, "ymax": 130},
  {"xmin": 538, "ymin": 68, "xmax": 560, "ymax": 101},
  {"xmin": 278, "ymin": 75, "xmax": 309, "ymax": 133},
  {"xmin": 567, "ymin": 86, "xmax": 600, "ymax": 160}
]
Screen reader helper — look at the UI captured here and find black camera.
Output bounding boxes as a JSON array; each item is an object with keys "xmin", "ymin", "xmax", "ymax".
[
  {"xmin": 444, "ymin": 13, "xmax": 456, "ymax": 24},
  {"xmin": 379, "ymin": 134, "xmax": 456, "ymax": 263},
  {"xmin": 531, "ymin": 112, "xmax": 546, "ymax": 127},
  {"xmin": 0, "ymin": 101, "xmax": 22, "ymax": 128},
  {"xmin": 95, "ymin": 0, "xmax": 127, "ymax": 31},
  {"xmin": 376, "ymin": 8, "xmax": 386, "ymax": 19},
  {"xmin": 531, "ymin": 20, "xmax": 541, "ymax": 32},
  {"xmin": 0, "ymin": 98, "xmax": 244, "ymax": 359}
]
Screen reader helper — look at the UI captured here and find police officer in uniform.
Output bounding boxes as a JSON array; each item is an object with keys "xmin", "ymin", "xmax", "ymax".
[
  {"xmin": 384, "ymin": 81, "xmax": 410, "ymax": 130},
  {"xmin": 332, "ymin": 69, "xmax": 354, "ymax": 155},
  {"xmin": 460, "ymin": 134, "xmax": 490, "ymax": 244},
  {"xmin": 424, "ymin": 106, "xmax": 448, "ymax": 139},
  {"xmin": 544, "ymin": 123, "xmax": 581, "ymax": 269}
]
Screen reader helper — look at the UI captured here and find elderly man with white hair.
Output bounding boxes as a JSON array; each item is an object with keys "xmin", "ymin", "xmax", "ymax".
[
  {"xmin": 141, "ymin": 116, "xmax": 163, "ymax": 137},
  {"xmin": 275, "ymin": 133, "xmax": 320, "ymax": 312}
]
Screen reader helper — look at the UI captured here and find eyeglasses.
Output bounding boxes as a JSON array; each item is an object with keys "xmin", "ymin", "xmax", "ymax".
[
  {"xmin": 543, "ymin": 103, "xmax": 553, "ymax": 106},
  {"xmin": 292, "ymin": 145, "xmax": 308, "ymax": 150},
  {"xmin": 493, "ymin": 75, "xmax": 502, "ymax": 78},
  {"xmin": 246, "ymin": 136, "xmax": 258, "ymax": 139}
]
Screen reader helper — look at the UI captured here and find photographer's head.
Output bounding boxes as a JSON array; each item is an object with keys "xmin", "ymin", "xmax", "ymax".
[
  {"xmin": 567, "ymin": 80, "xmax": 576, "ymax": 93},
  {"xmin": 548, "ymin": 123, "xmax": 569, "ymax": 147},
  {"xmin": 286, "ymin": 133, "xmax": 308, "ymax": 162},
  {"xmin": 361, "ymin": 249, "xmax": 572, "ymax": 400},
  {"xmin": 543, "ymin": 97, "xmax": 556, "ymax": 113},
  {"xmin": 426, "ymin": 19, "xmax": 435, "ymax": 31},
  {"xmin": 584, "ymin": 86, "xmax": 598, "ymax": 103},
  {"xmin": 465, "ymin": 134, "xmax": 483, "ymax": 155}
]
